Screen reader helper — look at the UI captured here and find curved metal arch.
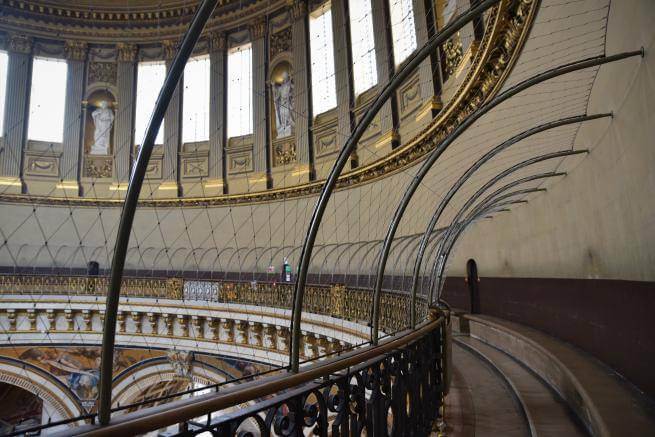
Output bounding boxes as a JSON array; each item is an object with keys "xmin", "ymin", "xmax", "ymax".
[
  {"xmin": 357, "ymin": 242, "xmax": 383, "ymax": 288},
  {"xmin": 345, "ymin": 241, "xmax": 378, "ymax": 280},
  {"xmin": 331, "ymin": 242, "xmax": 359, "ymax": 283},
  {"xmin": 369, "ymin": 51, "xmax": 641, "ymax": 345},
  {"xmin": 212, "ymin": 246, "xmax": 236, "ymax": 277},
  {"xmin": 226, "ymin": 247, "xmax": 249, "ymax": 276},
  {"xmin": 383, "ymin": 235, "xmax": 415, "ymax": 290},
  {"xmin": 100, "ymin": 0, "xmax": 218, "ymax": 422},
  {"xmin": 406, "ymin": 113, "xmax": 610, "ymax": 325},
  {"xmin": 317, "ymin": 243, "xmax": 348, "ymax": 281},
  {"xmin": 432, "ymin": 197, "xmax": 536, "ymax": 301},
  {"xmin": 168, "ymin": 247, "xmax": 189, "ymax": 274},
  {"xmin": 242, "ymin": 246, "xmax": 266, "ymax": 274},
  {"xmin": 290, "ymin": 0, "xmax": 501, "ymax": 371},
  {"xmin": 430, "ymin": 149, "xmax": 587, "ymax": 300},
  {"xmin": 151, "ymin": 247, "xmax": 171, "ymax": 271}
]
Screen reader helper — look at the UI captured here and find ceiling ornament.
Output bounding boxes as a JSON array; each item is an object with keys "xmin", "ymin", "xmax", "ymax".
[{"xmin": 0, "ymin": 0, "xmax": 537, "ymax": 208}]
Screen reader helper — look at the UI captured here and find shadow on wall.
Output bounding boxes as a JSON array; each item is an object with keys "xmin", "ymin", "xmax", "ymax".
[{"xmin": 442, "ymin": 276, "xmax": 655, "ymax": 400}]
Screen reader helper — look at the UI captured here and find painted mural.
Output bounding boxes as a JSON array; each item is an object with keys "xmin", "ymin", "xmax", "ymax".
[{"xmin": 0, "ymin": 346, "xmax": 164, "ymax": 411}]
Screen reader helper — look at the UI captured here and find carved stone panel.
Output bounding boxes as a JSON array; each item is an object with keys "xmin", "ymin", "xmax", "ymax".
[
  {"xmin": 24, "ymin": 150, "xmax": 61, "ymax": 177},
  {"xmin": 272, "ymin": 138, "xmax": 296, "ymax": 167},
  {"xmin": 270, "ymin": 26, "xmax": 292, "ymax": 59},
  {"xmin": 398, "ymin": 72, "xmax": 422, "ymax": 119},
  {"xmin": 181, "ymin": 151, "xmax": 210, "ymax": 179},
  {"xmin": 84, "ymin": 156, "xmax": 113, "ymax": 179},
  {"xmin": 227, "ymin": 151, "xmax": 254, "ymax": 175},
  {"xmin": 88, "ymin": 62, "xmax": 117, "ymax": 86}
]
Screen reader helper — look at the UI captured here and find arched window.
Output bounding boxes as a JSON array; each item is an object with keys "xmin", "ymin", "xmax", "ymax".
[
  {"xmin": 28, "ymin": 57, "xmax": 67, "ymax": 143},
  {"xmin": 182, "ymin": 55, "xmax": 210, "ymax": 143},
  {"xmin": 349, "ymin": 0, "xmax": 377, "ymax": 95},
  {"xmin": 227, "ymin": 43, "xmax": 253, "ymax": 138},
  {"xmin": 0, "ymin": 51, "xmax": 7, "ymax": 136},
  {"xmin": 389, "ymin": 0, "xmax": 417, "ymax": 66},
  {"xmin": 135, "ymin": 61, "xmax": 166, "ymax": 145},
  {"xmin": 310, "ymin": 3, "xmax": 337, "ymax": 115}
]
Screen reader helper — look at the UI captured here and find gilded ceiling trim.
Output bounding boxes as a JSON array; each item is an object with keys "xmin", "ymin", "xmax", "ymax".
[{"xmin": 0, "ymin": 0, "xmax": 539, "ymax": 208}]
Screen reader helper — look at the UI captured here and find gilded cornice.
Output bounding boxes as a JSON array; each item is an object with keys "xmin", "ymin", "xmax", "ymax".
[
  {"xmin": 0, "ymin": 0, "xmax": 287, "ymax": 44},
  {"xmin": 0, "ymin": 0, "xmax": 539, "ymax": 208}
]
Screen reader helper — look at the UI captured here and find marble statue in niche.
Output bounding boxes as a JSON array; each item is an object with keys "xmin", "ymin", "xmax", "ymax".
[
  {"xmin": 272, "ymin": 70, "xmax": 295, "ymax": 138},
  {"xmin": 84, "ymin": 89, "xmax": 116, "ymax": 156},
  {"xmin": 90, "ymin": 100, "xmax": 114, "ymax": 155}
]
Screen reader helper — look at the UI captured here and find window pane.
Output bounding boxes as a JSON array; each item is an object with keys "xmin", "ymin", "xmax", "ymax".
[
  {"xmin": 182, "ymin": 55, "xmax": 210, "ymax": 143},
  {"xmin": 349, "ymin": 0, "xmax": 377, "ymax": 95},
  {"xmin": 0, "ymin": 51, "xmax": 7, "ymax": 136},
  {"xmin": 227, "ymin": 43, "xmax": 253, "ymax": 138},
  {"xmin": 389, "ymin": 0, "xmax": 417, "ymax": 65},
  {"xmin": 28, "ymin": 58, "xmax": 67, "ymax": 142},
  {"xmin": 310, "ymin": 5, "xmax": 337, "ymax": 115},
  {"xmin": 136, "ymin": 61, "xmax": 166, "ymax": 145}
]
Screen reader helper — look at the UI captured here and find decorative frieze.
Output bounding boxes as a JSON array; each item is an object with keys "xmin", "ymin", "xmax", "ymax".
[
  {"xmin": 162, "ymin": 39, "xmax": 177, "ymax": 60},
  {"xmin": 270, "ymin": 27, "xmax": 292, "ymax": 59},
  {"xmin": 88, "ymin": 62, "xmax": 117, "ymax": 85},
  {"xmin": 84, "ymin": 156, "xmax": 113, "ymax": 178}
]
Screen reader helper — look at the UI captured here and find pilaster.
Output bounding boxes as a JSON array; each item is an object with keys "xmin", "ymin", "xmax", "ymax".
[
  {"xmin": 250, "ymin": 19, "xmax": 268, "ymax": 177},
  {"xmin": 161, "ymin": 39, "xmax": 181, "ymax": 197},
  {"xmin": 207, "ymin": 32, "xmax": 227, "ymax": 195},
  {"xmin": 59, "ymin": 40, "xmax": 88, "ymax": 196},
  {"xmin": 113, "ymin": 43, "xmax": 137, "ymax": 189},
  {"xmin": 331, "ymin": 0, "xmax": 352, "ymax": 152},
  {"xmin": 290, "ymin": 1, "xmax": 311, "ymax": 167},
  {"xmin": 0, "ymin": 35, "xmax": 33, "ymax": 193}
]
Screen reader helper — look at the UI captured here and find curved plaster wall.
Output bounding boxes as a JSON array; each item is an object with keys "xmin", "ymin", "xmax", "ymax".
[{"xmin": 450, "ymin": 0, "xmax": 655, "ymax": 281}]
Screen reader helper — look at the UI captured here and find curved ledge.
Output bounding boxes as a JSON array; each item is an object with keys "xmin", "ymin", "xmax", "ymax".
[{"xmin": 454, "ymin": 313, "xmax": 655, "ymax": 437}]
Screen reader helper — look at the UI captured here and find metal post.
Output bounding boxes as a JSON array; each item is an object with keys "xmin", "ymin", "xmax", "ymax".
[
  {"xmin": 97, "ymin": 0, "xmax": 219, "ymax": 426},
  {"xmin": 406, "ymin": 113, "xmax": 610, "ymax": 325},
  {"xmin": 289, "ymin": 0, "xmax": 502, "ymax": 372},
  {"xmin": 370, "ymin": 51, "xmax": 642, "ymax": 344}
]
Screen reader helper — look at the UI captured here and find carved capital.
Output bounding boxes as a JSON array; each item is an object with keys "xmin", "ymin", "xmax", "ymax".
[
  {"xmin": 116, "ymin": 42, "xmax": 137, "ymax": 62},
  {"xmin": 288, "ymin": 0, "xmax": 307, "ymax": 20},
  {"xmin": 249, "ymin": 18, "xmax": 267, "ymax": 40},
  {"xmin": 8, "ymin": 34, "xmax": 33, "ymax": 54},
  {"xmin": 162, "ymin": 39, "xmax": 178, "ymax": 60},
  {"xmin": 64, "ymin": 40, "xmax": 88, "ymax": 61},
  {"xmin": 208, "ymin": 32, "xmax": 227, "ymax": 52}
]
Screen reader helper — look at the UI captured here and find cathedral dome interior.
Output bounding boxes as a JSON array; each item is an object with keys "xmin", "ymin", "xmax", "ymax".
[{"xmin": 0, "ymin": 0, "xmax": 653, "ymax": 435}]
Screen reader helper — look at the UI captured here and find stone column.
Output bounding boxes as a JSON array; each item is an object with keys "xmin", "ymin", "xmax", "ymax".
[
  {"xmin": 161, "ymin": 40, "xmax": 181, "ymax": 196},
  {"xmin": 60, "ymin": 40, "xmax": 88, "ymax": 195},
  {"xmin": 113, "ymin": 43, "xmax": 137, "ymax": 186},
  {"xmin": 290, "ymin": 1, "xmax": 311, "ymax": 169},
  {"xmin": 250, "ymin": 19, "xmax": 268, "ymax": 176},
  {"xmin": 207, "ymin": 32, "xmax": 227, "ymax": 195},
  {"xmin": 371, "ymin": 0, "xmax": 397, "ymax": 144},
  {"xmin": 0, "ymin": 35, "xmax": 32, "ymax": 193},
  {"xmin": 331, "ymin": 0, "xmax": 353, "ymax": 151}
]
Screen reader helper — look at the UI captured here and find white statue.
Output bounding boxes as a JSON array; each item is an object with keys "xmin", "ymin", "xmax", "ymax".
[
  {"xmin": 272, "ymin": 71, "xmax": 294, "ymax": 138},
  {"xmin": 90, "ymin": 100, "xmax": 114, "ymax": 155}
]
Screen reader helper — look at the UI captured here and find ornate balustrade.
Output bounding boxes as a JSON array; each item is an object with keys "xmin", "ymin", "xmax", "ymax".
[{"xmin": 0, "ymin": 274, "xmax": 427, "ymax": 334}]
